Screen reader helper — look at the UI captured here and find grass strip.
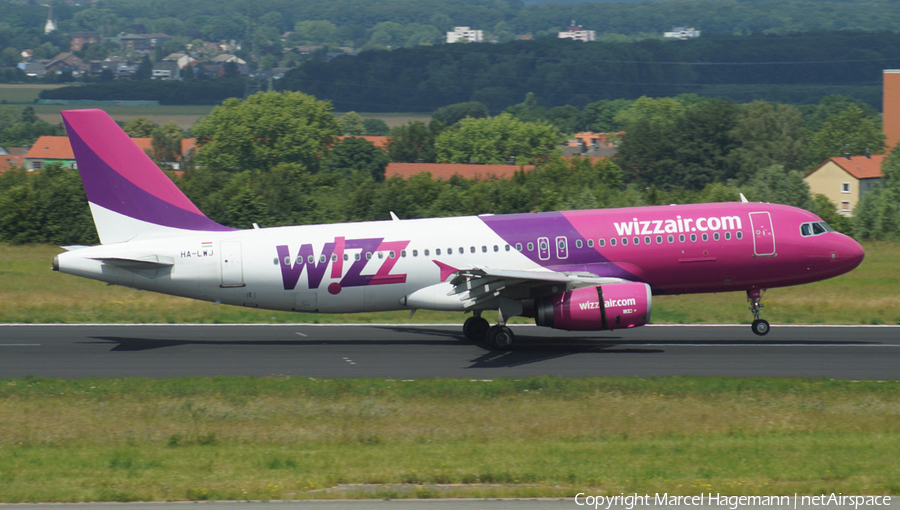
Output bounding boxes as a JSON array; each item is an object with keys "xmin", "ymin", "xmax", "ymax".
[
  {"xmin": 2, "ymin": 243, "xmax": 898, "ymax": 325},
  {"xmin": 0, "ymin": 376, "xmax": 898, "ymax": 501}
]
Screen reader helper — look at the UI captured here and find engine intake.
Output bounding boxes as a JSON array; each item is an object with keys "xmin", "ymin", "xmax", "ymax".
[{"xmin": 535, "ymin": 282, "xmax": 652, "ymax": 331}]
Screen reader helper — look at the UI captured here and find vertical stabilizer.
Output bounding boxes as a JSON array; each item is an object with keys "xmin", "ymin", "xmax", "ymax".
[{"xmin": 61, "ymin": 109, "xmax": 234, "ymax": 244}]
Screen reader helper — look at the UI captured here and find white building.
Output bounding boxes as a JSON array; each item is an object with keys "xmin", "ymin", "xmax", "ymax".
[
  {"xmin": 447, "ymin": 27, "xmax": 484, "ymax": 44},
  {"xmin": 664, "ymin": 27, "xmax": 701, "ymax": 40},
  {"xmin": 558, "ymin": 21, "xmax": 595, "ymax": 42}
]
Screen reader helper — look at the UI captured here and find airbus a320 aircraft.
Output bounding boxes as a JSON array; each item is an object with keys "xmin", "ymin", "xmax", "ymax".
[{"xmin": 53, "ymin": 110, "xmax": 865, "ymax": 349}]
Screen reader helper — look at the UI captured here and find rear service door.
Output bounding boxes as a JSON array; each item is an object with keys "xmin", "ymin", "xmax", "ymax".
[
  {"xmin": 749, "ymin": 211, "xmax": 776, "ymax": 257},
  {"xmin": 220, "ymin": 241, "xmax": 245, "ymax": 287}
]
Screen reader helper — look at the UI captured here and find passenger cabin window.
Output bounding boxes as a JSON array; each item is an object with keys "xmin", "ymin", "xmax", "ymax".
[
  {"xmin": 587, "ymin": 239, "xmax": 594, "ymax": 248},
  {"xmin": 598, "ymin": 239, "xmax": 605, "ymax": 247},
  {"xmin": 576, "ymin": 239, "xmax": 583, "ymax": 249}
]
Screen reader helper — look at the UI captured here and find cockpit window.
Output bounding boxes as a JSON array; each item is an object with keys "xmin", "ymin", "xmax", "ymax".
[{"xmin": 800, "ymin": 221, "xmax": 833, "ymax": 237}]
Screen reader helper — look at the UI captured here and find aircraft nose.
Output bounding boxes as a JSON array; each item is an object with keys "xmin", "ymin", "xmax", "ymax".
[
  {"xmin": 827, "ymin": 234, "xmax": 865, "ymax": 273},
  {"xmin": 843, "ymin": 236, "xmax": 865, "ymax": 270}
]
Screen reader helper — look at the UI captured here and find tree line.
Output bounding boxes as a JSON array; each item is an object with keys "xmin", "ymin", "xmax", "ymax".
[
  {"xmin": 36, "ymin": 29, "xmax": 897, "ymax": 109},
  {"xmin": 278, "ymin": 33, "xmax": 895, "ymax": 112},
  {"xmin": 5, "ymin": 0, "xmax": 900, "ymax": 51},
  {"xmin": 1, "ymin": 90, "xmax": 898, "ymax": 246}
]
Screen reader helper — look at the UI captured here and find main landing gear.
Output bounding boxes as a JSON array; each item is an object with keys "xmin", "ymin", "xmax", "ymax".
[
  {"xmin": 463, "ymin": 312, "xmax": 515, "ymax": 350},
  {"xmin": 747, "ymin": 288, "xmax": 770, "ymax": 336}
]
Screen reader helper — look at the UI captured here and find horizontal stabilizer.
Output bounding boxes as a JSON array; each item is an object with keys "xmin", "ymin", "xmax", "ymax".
[{"xmin": 92, "ymin": 255, "xmax": 176, "ymax": 269}]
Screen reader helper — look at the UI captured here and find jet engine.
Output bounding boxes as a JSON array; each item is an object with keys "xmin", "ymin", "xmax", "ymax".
[{"xmin": 535, "ymin": 282, "xmax": 652, "ymax": 331}]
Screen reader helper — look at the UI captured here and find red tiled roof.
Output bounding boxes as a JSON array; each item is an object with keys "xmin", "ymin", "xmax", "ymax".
[
  {"xmin": 0, "ymin": 155, "xmax": 25, "ymax": 172},
  {"xmin": 26, "ymin": 136, "xmax": 75, "ymax": 160},
  {"xmin": 386, "ymin": 162, "xmax": 535, "ymax": 180},
  {"xmin": 25, "ymin": 136, "xmax": 196, "ymax": 161},
  {"xmin": 807, "ymin": 154, "xmax": 886, "ymax": 180},
  {"xmin": 336, "ymin": 135, "xmax": 390, "ymax": 149}
]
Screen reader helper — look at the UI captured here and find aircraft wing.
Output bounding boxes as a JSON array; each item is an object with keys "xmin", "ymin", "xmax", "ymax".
[{"xmin": 447, "ymin": 267, "xmax": 627, "ymax": 309}]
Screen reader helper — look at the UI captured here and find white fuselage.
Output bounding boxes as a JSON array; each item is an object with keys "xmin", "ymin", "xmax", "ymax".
[{"xmin": 57, "ymin": 215, "xmax": 535, "ymax": 313}]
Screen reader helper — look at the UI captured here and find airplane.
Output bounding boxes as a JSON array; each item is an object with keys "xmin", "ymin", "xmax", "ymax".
[{"xmin": 53, "ymin": 109, "xmax": 865, "ymax": 350}]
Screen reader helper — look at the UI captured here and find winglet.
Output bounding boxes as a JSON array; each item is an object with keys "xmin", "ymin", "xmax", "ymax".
[{"xmin": 61, "ymin": 109, "xmax": 234, "ymax": 244}]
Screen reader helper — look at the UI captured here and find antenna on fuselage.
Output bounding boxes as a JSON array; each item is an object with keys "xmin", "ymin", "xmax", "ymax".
[
  {"xmin": 390, "ymin": 211, "xmax": 400, "ymax": 221},
  {"xmin": 739, "ymin": 193, "xmax": 749, "ymax": 203}
]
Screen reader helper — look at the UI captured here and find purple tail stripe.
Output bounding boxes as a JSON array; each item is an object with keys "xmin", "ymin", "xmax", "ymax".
[{"xmin": 62, "ymin": 109, "xmax": 233, "ymax": 232}]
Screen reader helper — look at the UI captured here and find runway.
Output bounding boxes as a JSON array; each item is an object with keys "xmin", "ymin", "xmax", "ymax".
[{"xmin": 0, "ymin": 324, "xmax": 898, "ymax": 379}]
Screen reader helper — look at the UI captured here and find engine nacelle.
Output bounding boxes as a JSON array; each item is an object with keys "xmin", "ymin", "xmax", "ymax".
[{"xmin": 535, "ymin": 282, "xmax": 652, "ymax": 331}]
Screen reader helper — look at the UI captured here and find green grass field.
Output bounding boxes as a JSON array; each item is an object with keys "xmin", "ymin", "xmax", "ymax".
[
  {"xmin": 0, "ymin": 377, "xmax": 897, "ymax": 502},
  {"xmin": 1, "ymin": 242, "xmax": 897, "ymax": 325},
  {"xmin": 0, "ymin": 84, "xmax": 427, "ymax": 130}
]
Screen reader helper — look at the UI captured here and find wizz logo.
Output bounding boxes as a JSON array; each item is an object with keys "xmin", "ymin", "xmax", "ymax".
[{"xmin": 276, "ymin": 237, "xmax": 409, "ymax": 295}]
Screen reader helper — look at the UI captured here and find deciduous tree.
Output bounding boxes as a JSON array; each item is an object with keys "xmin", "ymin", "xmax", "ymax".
[
  {"xmin": 434, "ymin": 114, "xmax": 562, "ymax": 165},
  {"xmin": 193, "ymin": 91, "xmax": 340, "ymax": 172}
]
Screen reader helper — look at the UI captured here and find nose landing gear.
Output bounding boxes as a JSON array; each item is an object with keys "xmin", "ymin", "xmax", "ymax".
[{"xmin": 747, "ymin": 289, "xmax": 769, "ymax": 336}]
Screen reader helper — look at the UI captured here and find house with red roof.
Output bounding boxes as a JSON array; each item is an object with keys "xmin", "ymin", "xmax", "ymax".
[
  {"xmin": 804, "ymin": 154, "xmax": 886, "ymax": 216},
  {"xmin": 335, "ymin": 135, "xmax": 390, "ymax": 150},
  {"xmin": 25, "ymin": 136, "xmax": 196, "ymax": 171}
]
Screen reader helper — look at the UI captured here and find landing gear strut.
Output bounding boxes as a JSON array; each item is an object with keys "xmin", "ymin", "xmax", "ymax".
[{"xmin": 747, "ymin": 289, "xmax": 770, "ymax": 336}]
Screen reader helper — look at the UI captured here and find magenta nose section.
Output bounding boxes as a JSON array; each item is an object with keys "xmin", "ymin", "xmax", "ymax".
[
  {"xmin": 825, "ymin": 234, "xmax": 865, "ymax": 276},
  {"xmin": 842, "ymin": 236, "xmax": 865, "ymax": 270}
]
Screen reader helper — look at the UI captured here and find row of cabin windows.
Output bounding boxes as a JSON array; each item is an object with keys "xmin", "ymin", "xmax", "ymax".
[
  {"xmin": 276, "ymin": 230, "xmax": 744, "ymax": 266},
  {"xmin": 597, "ymin": 230, "xmax": 742, "ymax": 248}
]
